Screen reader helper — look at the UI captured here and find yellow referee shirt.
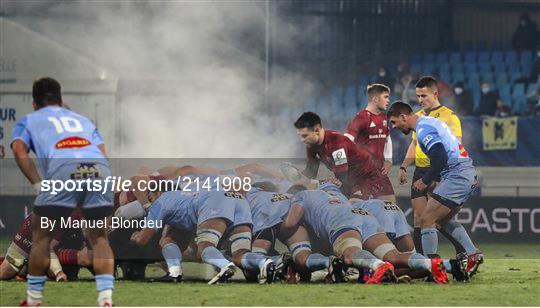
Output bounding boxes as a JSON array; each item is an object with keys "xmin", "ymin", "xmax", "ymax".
[{"xmin": 411, "ymin": 105, "xmax": 462, "ymax": 167}]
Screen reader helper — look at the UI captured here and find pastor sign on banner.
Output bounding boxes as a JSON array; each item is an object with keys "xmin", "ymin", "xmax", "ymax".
[{"xmin": 482, "ymin": 116, "xmax": 518, "ymax": 151}]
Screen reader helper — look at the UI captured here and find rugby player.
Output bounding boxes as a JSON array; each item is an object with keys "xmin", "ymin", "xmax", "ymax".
[
  {"xmin": 244, "ymin": 182, "xmax": 343, "ymax": 283},
  {"xmin": 345, "ymin": 84, "xmax": 396, "ymax": 203},
  {"xmin": 130, "ymin": 188, "xmax": 277, "ymax": 284},
  {"xmin": 388, "ymin": 101, "xmax": 479, "ymax": 271},
  {"xmin": 294, "ymin": 112, "xmax": 385, "ymax": 200},
  {"xmin": 11, "ymin": 77, "xmax": 115, "ymax": 306},
  {"xmin": 0, "ymin": 213, "xmax": 66, "ymax": 282},
  {"xmin": 280, "ymin": 182, "xmax": 450, "ymax": 284},
  {"xmin": 396, "ymin": 76, "xmax": 483, "ymax": 273}
]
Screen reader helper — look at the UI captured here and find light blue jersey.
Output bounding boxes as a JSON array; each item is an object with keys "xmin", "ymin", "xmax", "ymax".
[
  {"xmin": 351, "ymin": 199, "xmax": 410, "ymax": 239},
  {"xmin": 415, "ymin": 116, "xmax": 473, "ymax": 171},
  {"xmin": 147, "ymin": 191, "xmax": 198, "ymax": 230},
  {"xmin": 291, "ymin": 183, "xmax": 382, "ymax": 244},
  {"xmin": 147, "ymin": 190, "xmax": 252, "ymax": 230},
  {"xmin": 416, "ymin": 116, "xmax": 477, "ymax": 207},
  {"xmin": 10, "ymin": 106, "xmax": 107, "ymax": 179},
  {"xmin": 10, "ymin": 106, "xmax": 112, "ymax": 208},
  {"xmin": 244, "ymin": 187, "xmax": 292, "ymax": 233}
]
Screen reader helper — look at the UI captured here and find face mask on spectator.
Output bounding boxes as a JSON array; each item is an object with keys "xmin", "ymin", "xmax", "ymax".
[
  {"xmin": 481, "ymin": 86, "xmax": 490, "ymax": 94},
  {"xmin": 454, "ymin": 87, "xmax": 463, "ymax": 95},
  {"xmin": 536, "ymin": 51, "xmax": 540, "ymax": 58},
  {"xmin": 379, "ymin": 70, "xmax": 386, "ymax": 77}
]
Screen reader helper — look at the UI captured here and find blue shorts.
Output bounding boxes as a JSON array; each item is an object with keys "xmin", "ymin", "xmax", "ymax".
[
  {"xmin": 329, "ymin": 211, "xmax": 384, "ymax": 245},
  {"xmin": 432, "ymin": 165, "xmax": 477, "ymax": 208},
  {"xmin": 355, "ymin": 200, "xmax": 411, "ymax": 240},
  {"xmin": 195, "ymin": 191, "xmax": 246, "ymax": 226},
  {"xmin": 35, "ymin": 162, "xmax": 113, "ymax": 209},
  {"xmin": 233, "ymin": 198, "xmax": 253, "ymax": 227}
]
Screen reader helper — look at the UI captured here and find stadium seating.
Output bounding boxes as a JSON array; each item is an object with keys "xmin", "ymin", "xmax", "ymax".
[{"xmin": 303, "ymin": 47, "xmax": 534, "ymax": 117}]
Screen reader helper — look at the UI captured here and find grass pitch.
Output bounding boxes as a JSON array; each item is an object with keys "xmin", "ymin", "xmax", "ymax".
[{"xmin": 1, "ymin": 243, "xmax": 539, "ymax": 306}]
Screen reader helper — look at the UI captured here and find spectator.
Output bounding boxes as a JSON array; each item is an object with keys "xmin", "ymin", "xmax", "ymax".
[
  {"xmin": 525, "ymin": 76, "xmax": 540, "ymax": 114},
  {"xmin": 476, "ymin": 82, "xmax": 503, "ymax": 116},
  {"xmin": 529, "ymin": 47, "xmax": 540, "ymax": 83},
  {"xmin": 401, "ymin": 73, "xmax": 420, "ymax": 108},
  {"xmin": 453, "ymin": 82, "xmax": 474, "ymax": 116},
  {"xmin": 375, "ymin": 66, "xmax": 395, "ymax": 88},
  {"xmin": 512, "ymin": 13, "xmax": 539, "ymax": 51}
]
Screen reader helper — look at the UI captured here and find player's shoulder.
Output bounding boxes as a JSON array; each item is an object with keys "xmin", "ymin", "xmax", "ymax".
[
  {"xmin": 431, "ymin": 105, "xmax": 458, "ymax": 119},
  {"xmin": 416, "ymin": 117, "xmax": 438, "ymax": 134}
]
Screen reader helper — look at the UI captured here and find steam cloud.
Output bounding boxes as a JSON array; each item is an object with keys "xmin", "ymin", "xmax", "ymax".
[{"xmin": 8, "ymin": 1, "xmax": 319, "ymax": 158}]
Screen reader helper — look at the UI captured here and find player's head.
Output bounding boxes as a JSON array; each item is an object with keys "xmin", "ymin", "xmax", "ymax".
[
  {"xmin": 387, "ymin": 100, "xmax": 415, "ymax": 135},
  {"xmin": 415, "ymin": 76, "xmax": 439, "ymax": 110},
  {"xmin": 367, "ymin": 84, "xmax": 390, "ymax": 111},
  {"xmin": 294, "ymin": 111, "xmax": 323, "ymax": 146},
  {"xmin": 32, "ymin": 77, "xmax": 63, "ymax": 110}
]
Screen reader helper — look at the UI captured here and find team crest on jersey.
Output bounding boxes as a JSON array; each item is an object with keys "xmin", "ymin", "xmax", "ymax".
[
  {"xmin": 332, "ymin": 148, "xmax": 347, "ymax": 165},
  {"xmin": 383, "ymin": 120, "xmax": 387, "ymax": 126},
  {"xmin": 56, "ymin": 136, "xmax": 91, "ymax": 149},
  {"xmin": 378, "ymin": 129, "xmax": 383, "ymax": 134},
  {"xmin": 71, "ymin": 163, "xmax": 100, "ymax": 179}
]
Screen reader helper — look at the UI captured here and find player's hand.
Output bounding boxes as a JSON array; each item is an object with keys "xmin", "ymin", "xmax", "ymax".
[
  {"xmin": 321, "ymin": 177, "xmax": 342, "ymax": 187},
  {"xmin": 381, "ymin": 161, "xmax": 392, "ymax": 176},
  {"xmin": 55, "ymin": 271, "xmax": 68, "ymax": 282},
  {"xmin": 397, "ymin": 168, "xmax": 408, "ymax": 185},
  {"xmin": 130, "ymin": 231, "xmax": 141, "ymax": 243},
  {"xmin": 412, "ymin": 179, "xmax": 428, "ymax": 192}
]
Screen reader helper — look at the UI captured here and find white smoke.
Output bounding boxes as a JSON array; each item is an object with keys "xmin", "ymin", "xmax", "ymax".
[{"xmin": 9, "ymin": 1, "xmax": 319, "ymax": 158}]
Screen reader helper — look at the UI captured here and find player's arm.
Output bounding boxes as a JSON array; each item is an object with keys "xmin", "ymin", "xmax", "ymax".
[
  {"xmin": 48, "ymin": 239, "xmax": 66, "ymax": 281},
  {"xmin": 344, "ymin": 114, "xmax": 363, "ymax": 142},
  {"xmin": 382, "ymin": 135, "xmax": 393, "ymax": 175},
  {"xmin": 397, "ymin": 138, "xmax": 416, "ymax": 185},
  {"xmin": 11, "ymin": 140, "xmax": 41, "ymax": 187},
  {"xmin": 131, "ymin": 228, "xmax": 157, "ymax": 246},
  {"xmin": 279, "ymin": 203, "xmax": 304, "ymax": 240},
  {"xmin": 303, "ymin": 149, "xmax": 320, "ymax": 179},
  {"xmin": 421, "ymin": 143, "xmax": 448, "ymax": 185}
]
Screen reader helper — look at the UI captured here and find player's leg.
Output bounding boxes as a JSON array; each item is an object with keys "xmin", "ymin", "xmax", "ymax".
[
  {"xmin": 332, "ymin": 229, "xmax": 396, "ymax": 284},
  {"xmin": 282, "ymin": 225, "xmax": 339, "ymax": 282},
  {"xmin": 158, "ymin": 225, "xmax": 183, "ymax": 281},
  {"xmin": 83, "ymin": 207, "xmax": 115, "ymax": 307},
  {"xmin": 196, "ymin": 218, "xmax": 229, "ymax": 268},
  {"xmin": 25, "ymin": 208, "xmax": 69, "ymax": 306},
  {"xmin": 393, "ymin": 235, "xmax": 415, "ymax": 253},
  {"xmin": 363, "ymin": 233, "xmax": 449, "ymax": 284},
  {"xmin": 0, "ymin": 250, "xmax": 21, "ymax": 280},
  {"xmin": 229, "ymin": 223, "xmax": 276, "ymax": 284}
]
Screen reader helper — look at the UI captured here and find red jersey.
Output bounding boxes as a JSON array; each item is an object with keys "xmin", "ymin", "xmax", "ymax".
[
  {"xmin": 345, "ymin": 110, "xmax": 389, "ymax": 163},
  {"xmin": 305, "ymin": 130, "xmax": 381, "ymax": 197},
  {"xmin": 13, "ymin": 212, "xmax": 83, "ymax": 254}
]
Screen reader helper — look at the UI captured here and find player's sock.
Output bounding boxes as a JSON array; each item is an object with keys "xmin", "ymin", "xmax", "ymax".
[
  {"xmin": 58, "ymin": 248, "xmax": 79, "ymax": 266},
  {"xmin": 161, "ymin": 243, "xmax": 182, "ymax": 277},
  {"xmin": 406, "ymin": 252, "xmax": 431, "ymax": 271},
  {"xmin": 413, "ymin": 227, "xmax": 423, "ymax": 254},
  {"xmin": 351, "ymin": 250, "xmax": 385, "ymax": 271},
  {"xmin": 421, "ymin": 228, "xmax": 439, "ymax": 256},
  {"xmin": 201, "ymin": 246, "xmax": 231, "ymax": 269},
  {"xmin": 96, "ymin": 274, "xmax": 114, "ymax": 306},
  {"xmin": 306, "ymin": 253, "xmax": 329, "ymax": 271},
  {"xmin": 442, "ymin": 221, "xmax": 477, "ymax": 255},
  {"xmin": 443, "ymin": 259, "xmax": 452, "ymax": 272},
  {"xmin": 27, "ymin": 275, "xmax": 46, "ymax": 306},
  {"xmin": 240, "ymin": 252, "xmax": 267, "ymax": 273}
]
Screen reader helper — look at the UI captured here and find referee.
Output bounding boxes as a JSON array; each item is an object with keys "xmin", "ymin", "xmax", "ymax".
[{"xmin": 397, "ymin": 76, "xmax": 478, "ymax": 259}]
